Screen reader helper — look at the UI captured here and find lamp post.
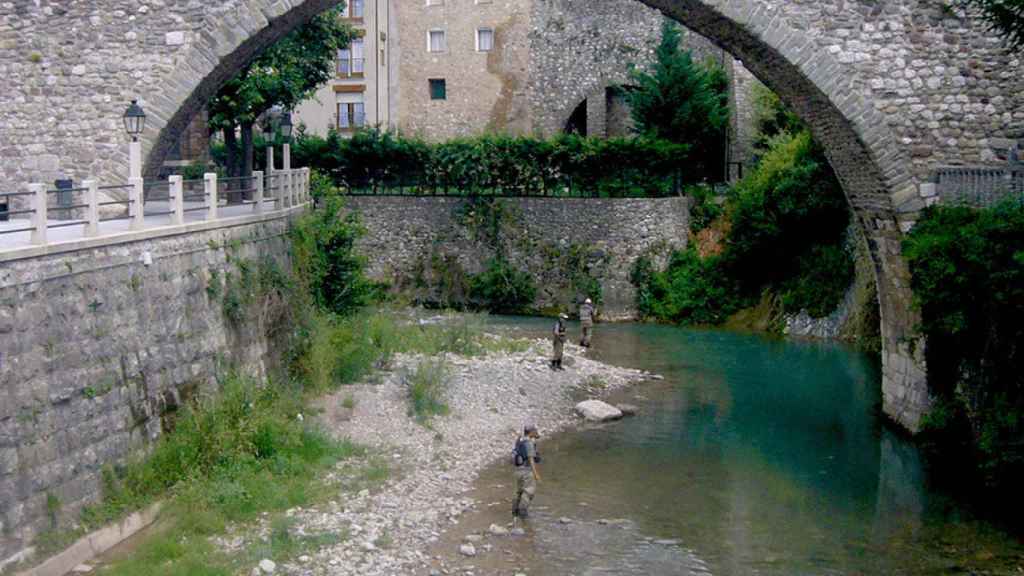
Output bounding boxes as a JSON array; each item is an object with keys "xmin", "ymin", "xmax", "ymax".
[
  {"xmin": 123, "ymin": 100, "xmax": 147, "ymax": 179},
  {"xmin": 280, "ymin": 111, "xmax": 293, "ymax": 172}
]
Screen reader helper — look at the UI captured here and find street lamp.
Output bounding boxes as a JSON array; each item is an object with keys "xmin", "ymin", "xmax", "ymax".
[
  {"xmin": 280, "ymin": 111, "xmax": 293, "ymax": 171},
  {"xmin": 279, "ymin": 111, "xmax": 293, "ymax": 141},
  {"xmin": 123, "ymin": 100, "xmax": 146, "ymax": 141},
  {"xmin": 123, "ymin": 100, "xmax": 146, "ymax": 179}
]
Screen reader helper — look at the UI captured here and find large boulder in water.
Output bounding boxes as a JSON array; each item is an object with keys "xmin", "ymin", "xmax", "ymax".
[{"xmin": 575, "ymin": 400, "xmax": 623, "ymax": 422}]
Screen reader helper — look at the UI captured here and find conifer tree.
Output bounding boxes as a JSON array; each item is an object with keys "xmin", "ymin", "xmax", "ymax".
[
  {"xmin": 626, "ymin": 21, "xmax": 730, "ymax": 183},
  {"xmin": 960, "ymin": 0, "xmax": 1024, "ymax": 50}
]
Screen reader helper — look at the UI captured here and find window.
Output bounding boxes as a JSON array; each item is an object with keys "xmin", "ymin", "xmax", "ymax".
[
  {"xmin": 476, "ymin": 28, "xmax": 494, "ymax": 51},
  {"xmin": 341, "ymin": 0, "xmax": 364, "ymax": 18},
  {"xmin": 338, "ymin": 101, "xmax": 366, "ymax": 130},
  {"xmin": 337, "ymin": 38, "xmax": 365, "ymax": 76},
  {"xmin": 429, "ymin": 79, "xmax": 446, "ymax": 100},
  {"xmin": 428, "ymin": 29, "xmax": 446, "ymax": 52},
  {"xmin": 426, "ymin": 0, "xmax": 443, "ymax": 5}
]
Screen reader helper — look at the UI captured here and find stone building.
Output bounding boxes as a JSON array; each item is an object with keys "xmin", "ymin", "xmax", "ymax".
[
  {"xmin": 293, "ymin": 0, "xmax": 397, "ymax": 136},
  {"xmin": 290, "ymin": 0, "xmax": 760, "ymax": 173}
]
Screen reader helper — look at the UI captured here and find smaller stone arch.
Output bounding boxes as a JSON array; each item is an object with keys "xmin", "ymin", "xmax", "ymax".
[{"xmin": 561, "ymin": 85, "xmax": 639, "ymax": 139}]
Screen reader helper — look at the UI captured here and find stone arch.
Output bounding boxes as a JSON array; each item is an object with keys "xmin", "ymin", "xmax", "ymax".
[
  {"xmin": 138, "ymin": 0, "xmax": 929, "ymax": 432},
  {"xmin": 140, "ymin": 0, "xmax": 346, "ymax": 180},
  {"xmin": 10, "ymin": 0, "xmax": 993, "ymax": 432},
  {"xmin": 636, "ymin": 0, "xmax": 926, "ymax": 430},
  {"xmin": 560, "ymin": 85, "xmax": 637, "ymax": 139}
]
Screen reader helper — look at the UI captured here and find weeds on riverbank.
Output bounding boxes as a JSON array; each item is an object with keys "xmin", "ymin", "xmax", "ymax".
[
  {"xmin": 404, "ymin": 358, "xmax": 452, "ymax": 423},
  {"xmin": 296, "ymin": 308, "xmax": 531, "ymax": 392},
  {"xmin": 75, "ymin": 375, "xmax": 366, "ymax": 576}
]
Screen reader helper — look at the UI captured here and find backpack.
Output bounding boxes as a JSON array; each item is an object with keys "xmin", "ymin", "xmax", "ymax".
[{"xmin": 512, "ymin": 437, "xmax": 540, "ymax": 467}]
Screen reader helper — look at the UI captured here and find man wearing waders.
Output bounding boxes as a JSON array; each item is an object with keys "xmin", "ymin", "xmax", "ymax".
[
  {"xmin": 551, "ymin": 313, "xmax": 568, "ymax": 370},
  {"xmin": 579, "ymin": 297, "xmax": 595, "ymax": 348},
  {"xmin": 513, "ymin": 424, "xmax": 542, "ymax": 519}
]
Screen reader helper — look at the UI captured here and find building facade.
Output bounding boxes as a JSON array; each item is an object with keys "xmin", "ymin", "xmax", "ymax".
[
  {"xmin": 293, "ymin": 0, "xmax": 397, "ymax": 136},
  {"xmin": 295, "ymin": 0, "xmax": 759, "ymax": 172}
]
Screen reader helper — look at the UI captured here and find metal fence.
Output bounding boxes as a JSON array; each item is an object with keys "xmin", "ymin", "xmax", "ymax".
[
  {"xmin": 332, "ymin": 170, "xmax": 688, "ymax": 199},
  {"xmin": 935, "ymin": 166, "xmax": 1024, "ymax": 207},
  {"xmin": 0, "ymin": 168, "xmax": 310, "ymax": 249}
]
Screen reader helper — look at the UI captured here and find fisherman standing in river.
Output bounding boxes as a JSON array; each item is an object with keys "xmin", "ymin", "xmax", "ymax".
[
  {"xmin": 512, "ymin": 423, "xmax": 542, "ymax": 519},
  {"xmin": 551, "ymin": 313, "xmax": 568, "ymax": 370},
  {"xmin": 579, "ymin": 297, "xmax": 595, "ymax": 348}
]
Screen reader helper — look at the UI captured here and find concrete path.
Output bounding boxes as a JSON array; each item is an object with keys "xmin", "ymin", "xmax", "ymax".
[{"xmin": 0, "ymin": 199, "xmax": 281, "ymax": 251}]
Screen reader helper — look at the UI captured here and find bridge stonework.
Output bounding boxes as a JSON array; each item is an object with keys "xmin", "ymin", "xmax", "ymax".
[{"xmin": 1, "ymin": 1, "xmax": 1021, "ymax": 430}]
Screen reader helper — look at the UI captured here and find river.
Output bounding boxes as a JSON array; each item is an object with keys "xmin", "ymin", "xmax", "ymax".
[{"xmin": 435, "ymin": 318, "xmax": 1024, "ymax": 575}]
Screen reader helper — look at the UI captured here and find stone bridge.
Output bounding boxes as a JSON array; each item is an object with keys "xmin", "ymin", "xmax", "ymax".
[{"xmin": 2, "ymin": 0, "xmax": 1023, "ymax": 433}]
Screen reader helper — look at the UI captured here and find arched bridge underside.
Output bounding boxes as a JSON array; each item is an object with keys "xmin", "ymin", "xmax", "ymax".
[{"xmin": 2, "ymin": 0, "xmax": 1022, "ymax": 431}]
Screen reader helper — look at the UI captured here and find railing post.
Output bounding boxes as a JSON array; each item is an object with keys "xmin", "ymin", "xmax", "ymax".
[
  {"xmin": 84, "ymin": 179, "xmax": 99, "ymax": 237},
  {"xmin": 129, "ymin": 177, "xmax": 145, "ymax": 230},
  {"xmin": 29, "ymin": 183, "xmax": 46, "ymax": 245},
  {"xmin": 253, "ymin": 170, "xmax": 264, "ymax": 214},
  {"xmin": 205, "ymin": 173, "xmax": 218, "ymax": 220},
  {"xmin": 283, "ymin": 169, "xmax": 292, "ymax": 208},
  {"xmin": 169, "ymin": 175, "xmax": 184, "ymax": 225}
]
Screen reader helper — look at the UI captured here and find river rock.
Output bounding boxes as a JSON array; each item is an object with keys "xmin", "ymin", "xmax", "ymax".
[
  {"xmin": 575, "ymin": 400, "xmax": 623, "ymax": 422},
  {"xmin": 488, "ymin": 523, "xmax": 509, "ymax": 536},
  {"xmin": 616, "ymin": 403, "xmax": 639, "ymax": 416},
  {"xmin": 258, "ymin": 558, "xmax": 277, "ymax": 574},
  {"xmin": 459, "ymin": 543, "xmax": 477, "ymax": 557}
]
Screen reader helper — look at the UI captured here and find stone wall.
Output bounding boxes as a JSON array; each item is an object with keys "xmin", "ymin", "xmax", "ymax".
[
  {"xmin": 346, "ymin": 195, "xmax": 689, "ymax": 319},
  {"xmin": 0, "ymin": 212, "xmax": 297, "ymax": 565},
  {"xmin": 527, "ymin": 0, "xmax": 736, "ymax": 137},
  {"xmin": 395, "ymin": 0, "xmax": 533, "ymax": 139}
]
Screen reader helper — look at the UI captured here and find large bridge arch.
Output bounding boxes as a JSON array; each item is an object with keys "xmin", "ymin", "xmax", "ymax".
[
  {"xmin": 637, "ymin": 0, "xmax": 928, "ymax": 430},
  {"xmin": 2, "ymin": 0, "xmax": 1022, "ymax": 431}
]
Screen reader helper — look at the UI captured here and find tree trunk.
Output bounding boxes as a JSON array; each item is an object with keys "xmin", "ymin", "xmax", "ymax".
[
  {"xmin": 240, "ymin": 121, "xmax": 254, "ymax": 203},
  {"xmin": 223, "ymin": 126, "xmax": 240, "ymax": 180}
]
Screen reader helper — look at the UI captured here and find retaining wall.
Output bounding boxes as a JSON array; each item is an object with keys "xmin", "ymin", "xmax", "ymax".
[
  {"xmin": 0, "ymin": 209, "xmax": 301, "ymax": 565},
  {"xmin": 346, "ymin": 195, "xmax": 690, "ymax": 319}
]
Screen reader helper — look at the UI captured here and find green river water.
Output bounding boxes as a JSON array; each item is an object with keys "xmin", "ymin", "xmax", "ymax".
[{"xmin": 442, "ymin": 318, "xmax": 1024, "ymax": 575}]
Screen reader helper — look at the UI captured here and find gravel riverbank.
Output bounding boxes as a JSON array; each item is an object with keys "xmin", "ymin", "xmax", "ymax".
[{"xmin": 273, "ymin": 337, "xmax": 654, "ymax": 575}]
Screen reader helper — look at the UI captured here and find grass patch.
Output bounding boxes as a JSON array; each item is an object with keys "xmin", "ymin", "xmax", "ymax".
[
  {"xmin": 70, "ymin": 375, "xmax": 362, "ymax": 576},
  {"xmin": 403, "ymin": 359, "xmax": 451, "ymax": 423},
  {"xmin": 295, "ymin": 308, "xmax": 528, "ymax": 392},
  {"xmin": 341, "ymin": 395, "xmax": 356, "ymax": 410}
]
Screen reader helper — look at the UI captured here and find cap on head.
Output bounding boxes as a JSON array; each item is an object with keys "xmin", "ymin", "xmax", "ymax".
[
  {"xmin": 524, "ymin": 423, "xmax": 539, "ymax": 435},
  {"xmin": 559, "ymin": 313, "xmax": 569, "ymax": 319},
  {"xmin": 584, "ymin": 298, "xmax": 592, "ymax": 304}
]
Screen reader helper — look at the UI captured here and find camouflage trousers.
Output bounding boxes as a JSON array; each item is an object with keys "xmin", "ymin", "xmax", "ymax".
[{"xmin": 513, "ymin": 468, "xmax": 536, "ymax": 516}]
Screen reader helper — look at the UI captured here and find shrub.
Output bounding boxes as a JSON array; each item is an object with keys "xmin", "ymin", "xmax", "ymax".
[
  {"xmin": 290, "ymin": 191, "xmax": 372, "ymax": 316},
  {"xmin": 723, "ymin": 131, "xmax": 852, "ymax": 315},
  {"xmin": 282, "ymin": 129, "xmax": 688, "ymax": 197},
  {"xmin": 904, "ymin": 200, "xmax": 1024, "ymax": 494},
  {"xmin": 469, "ymin": 257, "xmax": 537, "ymax": 314},
  {"xmin": 404, "ymin": 358, "xmax": 451, "ymax": 423},
  {"xmin": 687, "ymin": 184, "xmax": 723, "ymax": 235},
  {"xmin": 632, "ymin": 129, "xmax": 853, "ymax": 326},
  {"xmin": 632, "ymin": 249, "xmax": 739, "ymax": 325}
]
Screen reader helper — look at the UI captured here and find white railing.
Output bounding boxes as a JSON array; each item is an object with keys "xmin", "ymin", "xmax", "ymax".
[{"xmin": 0, "ymin": 168, "xmax": 311, "ymax": 253}]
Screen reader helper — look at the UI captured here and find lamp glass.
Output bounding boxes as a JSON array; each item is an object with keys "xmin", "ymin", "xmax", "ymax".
[
  {"xmin": 280, "ymin": 112, "xmax": 293, "ymax": 140},
  {"xmin": 123, "ymin": 100, "xmax": 146, "ymax": 138}
]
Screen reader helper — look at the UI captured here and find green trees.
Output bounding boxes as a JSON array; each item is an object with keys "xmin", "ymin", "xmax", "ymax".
[
  {"xmin": 209, "ymin": 8, "xmax": 354, "ymax": 182},
  {"xmin": 282, "ymin": 129, "xmax": 689, "ymax": 197},
  {"xmin": 959, "ymin": 0, "xmax": 1024, "ymax": 49},
  {"xmin": 625, "ymin": 21, "xmax": 730, "ymax": 183},
  {"xmin": 904, "ymin": 201, "xmax": 1024, "ymax": 493}
]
